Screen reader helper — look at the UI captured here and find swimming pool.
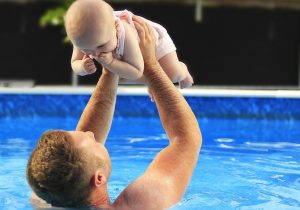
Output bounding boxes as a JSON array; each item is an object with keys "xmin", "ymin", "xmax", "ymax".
[{"xmin": 0, "ymin": 88, "xmax": 299, "ymax": 210}]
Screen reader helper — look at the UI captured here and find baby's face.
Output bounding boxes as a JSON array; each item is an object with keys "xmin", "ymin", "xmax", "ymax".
[
  {"xmin": 73, "ymin": 22, "xmax": 117, "ymax": 57},
  {"xmin": 65, "ymin": 0, "xmax": 117, "ymax": 57}
]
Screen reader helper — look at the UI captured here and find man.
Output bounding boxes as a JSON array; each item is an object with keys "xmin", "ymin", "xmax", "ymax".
[{"xmin": 26, "ymin": 16, "xmax": 202, "ymax": 209}]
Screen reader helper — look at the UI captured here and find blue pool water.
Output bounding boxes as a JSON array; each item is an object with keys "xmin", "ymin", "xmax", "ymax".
[{"xmin": 0, "ymin": 95, "xmax": 300, "ymax": 210}]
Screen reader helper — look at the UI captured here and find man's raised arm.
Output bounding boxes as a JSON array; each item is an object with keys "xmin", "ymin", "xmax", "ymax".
[
  {"xmin": 76, "ymin": 69, "xmax": 119, "ymax": 144},
  {"xmin": 114, "ymin": 17, "xmax": 202, "ymax": 209}
]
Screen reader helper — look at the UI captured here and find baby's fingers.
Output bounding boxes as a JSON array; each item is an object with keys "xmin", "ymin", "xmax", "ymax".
[
  {"xmin": 83, "ymin": 54, "xmax": 90, "ymax": 60},
  {"xmin": 85, "ymin": 63, "xmax": 95, "ymax": 69},
  {"xmin": 85, "ymin": 65, "xmax": 97, "ymax": 74},
  {"xmin": 83, "ymin": 58, "xmax": 95, "ymax": 65},
  {"xmin": 83, "ymin": 56, "xmax": 92, "ymax": 62}
]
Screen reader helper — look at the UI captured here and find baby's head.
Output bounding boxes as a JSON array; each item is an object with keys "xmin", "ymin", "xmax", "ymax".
[{"xmin": 65, "ymin": 0, "xmax": 117, "ymax": 55}]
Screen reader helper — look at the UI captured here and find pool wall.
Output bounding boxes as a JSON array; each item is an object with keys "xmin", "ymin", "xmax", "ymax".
[{"xmin": 0, "ymin": 88, "xmax": 299, "ymax": 119}]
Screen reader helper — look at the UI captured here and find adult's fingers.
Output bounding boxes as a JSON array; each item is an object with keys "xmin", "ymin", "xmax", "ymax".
[
  {"xmin": 136, "ymin": 16, "xmax": 150, "ymax": 35},
  {"xmin": 133, "ymin": 15, "xmax": 155, "ymax": 42},
  {"xmin": 133, "ymin": 15, "xmax": 146, "ymax": 29},
  {"xmin": 133, "ymin": 18, "xmax": 145, "ymax": 41}
]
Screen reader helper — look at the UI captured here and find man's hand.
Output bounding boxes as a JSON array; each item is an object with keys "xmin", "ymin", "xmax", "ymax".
[
  {"xmin": 81, "ymin": 54, "xmax": 97, "ymax": 75},
  {"xmin": 132, "ymin": 16, "xmax": 157, "ymax": 69}
]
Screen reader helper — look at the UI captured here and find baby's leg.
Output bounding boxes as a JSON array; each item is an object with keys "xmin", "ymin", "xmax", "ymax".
[
  {"xmin": 158, "ymin": 52, "xmax": 194, "ymax": 89},
  {"xmin": 178, "ymin": 62, "xmax": 194, "ymax": 89}
]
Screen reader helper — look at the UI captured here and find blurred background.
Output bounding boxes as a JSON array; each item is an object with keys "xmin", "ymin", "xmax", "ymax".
[{"xmin": 1, "ymin": 0, "xmax": 300, "ymax": 88}]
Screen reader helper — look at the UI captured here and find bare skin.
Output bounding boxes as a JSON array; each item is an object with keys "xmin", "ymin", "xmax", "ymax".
[
  {"xmin": 30, "ymin": 68, "xmax": 118, "ymax": 209},
  {"xmin": 31, "ymin": 16, "xmax": 201, "ymax": 210},
  {"xmin": 65, "ymin": 0, "xmax": 144, "ymax": 80},
  {"xmin": 65, "ymin": 0, "xmax": 193, "ymax": 88},
  {"xmin": 111, "ymin": 16, "xmax": 202, "ymax": 210}
]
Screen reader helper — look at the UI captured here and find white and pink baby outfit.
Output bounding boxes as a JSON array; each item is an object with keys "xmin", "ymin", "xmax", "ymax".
[{"xmin": 114, "ymin": 10, "xmax": 177, "ymax": 60}]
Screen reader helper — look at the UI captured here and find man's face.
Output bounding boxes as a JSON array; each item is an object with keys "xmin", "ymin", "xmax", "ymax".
[{"xmin": 68, "ymin": 131, "xmax": 112, "ymax": 176}]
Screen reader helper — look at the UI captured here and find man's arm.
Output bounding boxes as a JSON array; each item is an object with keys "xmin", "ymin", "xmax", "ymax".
[
  {"xmin": 114, "ymin": 17, "xmax": 202, "ymax": 209},
  {"xmin": 76, "ymin": 69, "xmax": 119, "ymax": 144}
]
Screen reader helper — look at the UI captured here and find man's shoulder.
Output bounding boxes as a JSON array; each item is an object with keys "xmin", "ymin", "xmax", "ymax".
[
  {"xmin": 112, "ymin": 174, "xmax": 170, "ymax": 210},
  {"xmin": 112, "ymin": 177, "xmax": 144, "ymax": 209}
]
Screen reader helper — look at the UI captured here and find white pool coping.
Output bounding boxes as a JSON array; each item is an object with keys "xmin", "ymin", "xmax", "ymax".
[{"xmin": 0, "ymin": 86, "xmax": 299, "ymax": 98}]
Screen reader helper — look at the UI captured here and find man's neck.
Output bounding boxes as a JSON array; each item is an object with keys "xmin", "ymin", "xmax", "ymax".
[{"xmin": 90, "ymin": 184, "xmax": 111, "ymax": 208}]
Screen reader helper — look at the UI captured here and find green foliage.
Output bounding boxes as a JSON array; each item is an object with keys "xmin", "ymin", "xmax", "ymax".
[
  {"xmin": 40, "ymin": 7, "xmax": 66, "ymax": 27},
  {"xmin": 39, "ymin": 0, "xmax": 74, "ymax": 28},
  {"xmin": 39, "ymin": 0, "xmax": 75, "ymax": 43}
]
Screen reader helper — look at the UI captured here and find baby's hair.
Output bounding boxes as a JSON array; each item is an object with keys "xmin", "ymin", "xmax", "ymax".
[{"xmin": 65, "ymin": 0, "xmax": 114, "ymax": 40}]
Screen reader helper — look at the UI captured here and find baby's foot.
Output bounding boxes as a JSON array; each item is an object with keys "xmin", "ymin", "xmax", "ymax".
[{"xmin": 179, "ymin": 73, "xmax": 194, "ymax": 89}]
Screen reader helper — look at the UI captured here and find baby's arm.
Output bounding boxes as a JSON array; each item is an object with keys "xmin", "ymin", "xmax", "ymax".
[
  {"xmin": 99, "ymin": 21, "xmax": 144, "ymax": 80},
  {"xmin": 71, "ymin": 47, "xmax": 97, "ymax": 76}
]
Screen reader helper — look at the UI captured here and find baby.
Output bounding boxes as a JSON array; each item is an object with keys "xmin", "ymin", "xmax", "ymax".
[{"xmin": 65, "ymin": 0, "xmax": 193, "ymax": 88}]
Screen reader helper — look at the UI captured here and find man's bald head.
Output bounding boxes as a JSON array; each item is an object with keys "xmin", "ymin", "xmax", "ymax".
[{"xmin": 65, "ymin": 0, "xmax": 114, "ymax": 42}]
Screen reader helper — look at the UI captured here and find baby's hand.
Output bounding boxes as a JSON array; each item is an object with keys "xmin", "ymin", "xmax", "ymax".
[
  {"xmin": 96, "ymin": 52, "xmax": 114, "ymax": 67},
  {"xmin": 82, "ymin": 54, "xmax": 97, "ymax": 75}
]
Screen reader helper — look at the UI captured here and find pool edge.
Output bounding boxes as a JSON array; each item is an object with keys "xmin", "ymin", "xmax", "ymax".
[{"xmin": 0, "ymin": 86, "xmax": 299, "ymax": 98}]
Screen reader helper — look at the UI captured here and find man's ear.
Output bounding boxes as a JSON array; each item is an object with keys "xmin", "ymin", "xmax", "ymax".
[{"xmin": 91, "ymin": 169, "xmax": 107, "ymax": 187}]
